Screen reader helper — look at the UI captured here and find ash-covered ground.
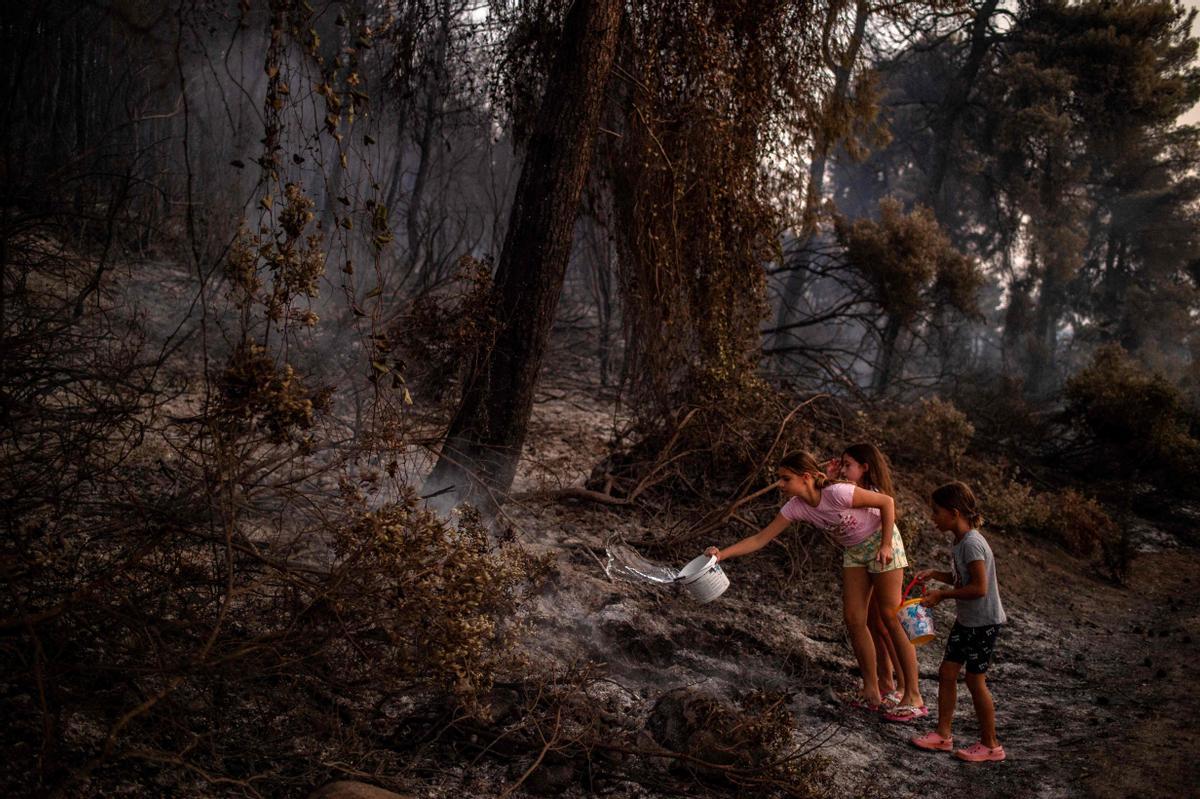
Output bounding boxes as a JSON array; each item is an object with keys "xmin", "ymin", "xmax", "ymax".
[{"xmin": 482, "ymin": 376, "xmax": 1200, "ymax": 799}]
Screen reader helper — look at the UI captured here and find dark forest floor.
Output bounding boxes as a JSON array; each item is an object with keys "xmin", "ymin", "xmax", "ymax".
[
  {"xmin": 484, "ymin": 345, "xmax": 1200, "ymax": 799},
  {"xmin": 104, "ymin": 264, "xmax": 1200, "ymax": 798}
]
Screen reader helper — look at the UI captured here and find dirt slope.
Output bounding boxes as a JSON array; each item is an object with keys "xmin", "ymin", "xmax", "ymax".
[{"xmin": 496, "ymin": 385, "xmax": 1200, "ymax": 799}]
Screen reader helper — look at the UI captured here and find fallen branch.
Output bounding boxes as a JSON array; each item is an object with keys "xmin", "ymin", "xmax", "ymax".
[
  {"xmin": 524, "ymin": 408, "xmax": 702, "ymax": 507},
  {"xmin": 497, "ymin": 706, "xmax": 563, "ymax": 798},
  {"xmin": 673, "ymin": 397, "xmax": 827, "ymax": 543}
]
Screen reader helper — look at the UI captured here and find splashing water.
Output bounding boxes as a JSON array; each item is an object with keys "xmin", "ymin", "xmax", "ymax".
[{"xmin": 604, "ymin": 536, "xmax": 679, "ymax": 584}]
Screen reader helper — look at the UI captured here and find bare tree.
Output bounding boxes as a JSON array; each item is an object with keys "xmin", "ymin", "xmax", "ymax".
[
  {"xmin": 770, "ymin": 0, "xmax": 873, "ymax": 362},
  {"xmin": 424, "ymin": 0, "xmax": 622, "ymax": 508}
]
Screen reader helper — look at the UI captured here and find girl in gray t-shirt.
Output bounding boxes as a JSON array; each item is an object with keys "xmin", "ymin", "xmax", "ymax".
[{"xmin": 909, "ymin": 482, "xmax": 1007, "ymax": 763}]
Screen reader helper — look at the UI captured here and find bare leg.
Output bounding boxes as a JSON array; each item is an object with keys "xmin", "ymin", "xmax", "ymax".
[
  {"xmin": 843, "ymin": 566, "xmax": 880, "ymax": 705},
  {"xmin": 964, "ymin": 672, "xmax": 1000, "ymax": 748},
  {"xmin": 937, "ymin": 660, "xmax": 960, "ymax": 738},
  {"xmin": 870, "ymin": 568, "xmax": 924, "ymax": 708},
  {"xmin": 869, "ymin": 597, "xmax": 902, "ymax": 696}
]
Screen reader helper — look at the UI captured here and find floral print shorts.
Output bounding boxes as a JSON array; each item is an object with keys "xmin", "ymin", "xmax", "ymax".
[{"xmin": 842, "ymin": 525, "xmax": 908, "ymax": 573}]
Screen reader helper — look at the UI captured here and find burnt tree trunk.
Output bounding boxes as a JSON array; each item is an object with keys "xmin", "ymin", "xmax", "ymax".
[
  {"xmin": 926, "ymin": 0, "xmax": 1000, "ymax": 222},
  {"xmin": 872, "ymin": 315, "xmax": 903, "ymax": 396},
  {"xmin": 401, "ymin": 1, "xmax": 452, "ymax": 290},
  {"xmin": 424, "ymin": 0, "xmax": 622, "ymax": 509},
  {"xmin": 1027, "ymin": 275, "xmax": 1063, "ymax": 398}
]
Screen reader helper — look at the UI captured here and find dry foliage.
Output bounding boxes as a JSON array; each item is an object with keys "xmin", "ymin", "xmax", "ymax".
[
  {"xmin": 881, "ymin": 396, "xmax": 975, "ymax": 470},
  {"xmin": 582, "ymin": 388, "xmax": 827, "ymax": 526},
  {"xmin": 608, "ymin": 1, "xmax": 824, "ymax": 419},
  {"xmin": 0, "ymin": 199, "xmax": 542, "ymax": 797},
  {"xmin": 836, "ymin": 197, "xmax": 982, "ymax": 328},
  {"xmin": 973, "ymin": 465, "xmax": 1131, "ymax": 584},
  {"xmin": 384, "ymin": 254, "xmax": 495, "ymax": 406},
  {"xmin": 330, "ymin": 498, "xmax": 547, "ymax": 706},
  {"xmin": 420, "ymin": 668, "xmax": 834, "ymax": 799},
  {"xmin": 1065, "ymin": 344, "xmax": 1200, "ymax": 485},
  {"xmin": 642, "ymin": 687, "xmax": 832, "ymax": 796}
]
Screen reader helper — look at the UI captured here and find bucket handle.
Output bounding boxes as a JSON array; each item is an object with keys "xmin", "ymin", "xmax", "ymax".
[
  {"xmin": 902, "ymin": 574, "xmax": 926, "ymax": 602},
  {"xmin": 674, "ymin": 554, "xmax": 718, "ymax": 585}
]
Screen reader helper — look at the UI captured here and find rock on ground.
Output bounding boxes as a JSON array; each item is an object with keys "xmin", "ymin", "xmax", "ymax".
[{"xmin": 307, "ymin": 781, "xmax": 414, "ymax": 799}]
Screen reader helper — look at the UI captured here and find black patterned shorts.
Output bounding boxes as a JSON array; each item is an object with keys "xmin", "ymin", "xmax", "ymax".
[{"xmin": 943, "ymin": 622, "xmax": 1002, "ymax": 674}]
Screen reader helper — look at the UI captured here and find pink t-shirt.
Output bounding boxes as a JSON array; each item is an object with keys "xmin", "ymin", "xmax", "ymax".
[{"xmin": 780, "ymin": 482, "xmax": 880, "ymax": 548}]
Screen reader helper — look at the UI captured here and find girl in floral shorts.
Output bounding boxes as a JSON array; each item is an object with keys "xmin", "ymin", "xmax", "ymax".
[{"xmin": 706, "ymin": 451, "xmax": 926, "ymax": 719}]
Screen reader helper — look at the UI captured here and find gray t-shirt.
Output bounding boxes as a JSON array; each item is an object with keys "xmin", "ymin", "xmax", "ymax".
[{"xmin": 951, "ymin": 530, "xmax": 1006, "ymax": 627}]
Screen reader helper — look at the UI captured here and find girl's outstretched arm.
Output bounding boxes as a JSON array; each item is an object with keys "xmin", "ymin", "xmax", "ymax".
[
  {"xmin": 915, "ymin": 568, "xmax": 953, "ymax": 584},
  {"xmin": 850, "ymin": 486, "xmax": 896, "ymax": 566},
  {"xmin": 705, "ymin": 513, "xmax": 790, "ymax": 562},
  {"xmin": 922, "ymin": 560, "xmax": 988, "ymax": 607}
]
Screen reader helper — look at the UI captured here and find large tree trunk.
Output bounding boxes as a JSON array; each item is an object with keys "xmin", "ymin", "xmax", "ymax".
[
  {"xmin": 1027, "ymin": 274, "xmax": 1063, "ymax": 397},
  {"xmin": 424, "ymin": 0, "xmax": 621, "ymax": 509},
  {"xmin": 872, "ymin": 315, "xmax": 903, "ymax": 395},
  {"xmin": 402, "ymin": 2, "xmax": 452, "ymax": 290},
  {"xmin": 926, "ymin": 0, "xmax": 1000, "ymax": 222},
  {"xmin": 923, "ymin": 0, "xmax": 1002, "ymax": 380}
]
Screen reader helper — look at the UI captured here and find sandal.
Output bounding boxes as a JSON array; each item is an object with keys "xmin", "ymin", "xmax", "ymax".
[
  {"xmin": 882, "ymin": 689, "xmax": 903, "ymax": 707},
  {"xmin": 883, "ymin": 704, "xmax": 929, "ymax": 723},
  {"xmin": 844, "ymin": 695, "xmax": 882, "ymax": 712},
  {"xmin": 911, "ymin": 731, "xmax": 953, "ymax": 751},
  {"xmin": 954, "ymin": 742, "xmax": 1006, "ymax": 762}
]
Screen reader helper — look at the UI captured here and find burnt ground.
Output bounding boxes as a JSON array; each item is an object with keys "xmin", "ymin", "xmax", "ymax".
[
  {"xmin": 487, "ymin": 364, "xmax": 1200, "ymax": 799},
  {"xmin": 114, "ymin": 265, "xmax": 1200, "ymax": 798}
]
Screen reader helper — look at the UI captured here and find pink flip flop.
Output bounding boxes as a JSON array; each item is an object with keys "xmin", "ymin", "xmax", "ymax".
[
  {"xmin": 883, "ymin": 704, "xmax": 929, "ymax": 723},
  {"xmin": 846, "ymin": 696, "xmax": 882, "ymax": 712},
  {"xmin": 911, "ymin": 731, "xmax": 953, "ymax": 751},
  {"xmin": 955, "ymin": 742, "xmax": 1006, "ymax": 762}
]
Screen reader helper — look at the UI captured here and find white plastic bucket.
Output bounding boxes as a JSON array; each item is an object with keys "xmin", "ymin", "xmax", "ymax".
[{"xmin": 676, "ymin": 555, "xmax": 729, "ymax": 603}]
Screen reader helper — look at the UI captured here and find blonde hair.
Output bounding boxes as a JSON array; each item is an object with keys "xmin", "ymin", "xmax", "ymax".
[
  {"xmin": 931, "ymin": 481, "xmax": 984, "ymax": 527},
  {"xmin": 778, "ymin": 451, "xmax": 830, "ymax": 490}
]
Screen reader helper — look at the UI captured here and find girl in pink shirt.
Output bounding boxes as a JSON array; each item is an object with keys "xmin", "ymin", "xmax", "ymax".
[{"xmin": 706, "ymin": 450, "xmax": 926, "ymax": 718}]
